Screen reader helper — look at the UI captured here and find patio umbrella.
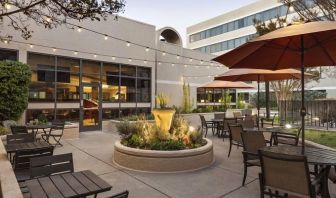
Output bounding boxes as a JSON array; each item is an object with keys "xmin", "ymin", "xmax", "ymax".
[
  {"xmin": 213, "ymin": 21, "xmax": 336, "ymax": 153},
  {"xmin": 199, "ymin": 81, "xmax": 254, "ymax": 111},
  {"xmin": 214, "ymin": 69, "xmax": 313, "ymax": 126}
]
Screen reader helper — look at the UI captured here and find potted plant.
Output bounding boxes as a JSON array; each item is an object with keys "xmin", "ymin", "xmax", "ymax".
[{"xmin": 152, "ymin": 93, "xmax": 176, "ymax": 132}]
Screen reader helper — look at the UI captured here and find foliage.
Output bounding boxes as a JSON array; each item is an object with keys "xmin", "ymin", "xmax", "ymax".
[
  {"xmin": 236, "ymin": 94, "xmax": 245, "ymax": 109},
  {"xmin": 219, "ymin": 91, "xmax": 232, "ymax": 111},
  {"xmin": 292, "ymin": 90, "xmax": 327, "ymax": 101},
  {"xmin": 150, "ymin": 140, "xmax": 186, "ymax": 151},
  {"xmin": 155, "ymin": 93, "xmax": 170, "ymax": 109},
  {"xmin": 0, "ymin": 0, "xmax": 125, "ymax": 40},
  {"xmin": 37, "ymin": 114, "xmax": 48, "ymax": 124},
  {"xmin": 182, "ymin": 82, "xmax": 193, "ymax": 113},
  {"xmin": 287, "ymin": 128, "xmax": 336, "ymax": 149},
  {"xmin": 0, "ymin": 61, "xmax": 31, "ymax": 121},
  {"xmin": 0, "ymin": 126, "xmax": 9, "ymax": 136},
  {"xmin": 250, "ymin": 92, "xmax": 278, "ymax": 109},
  {"xmin": 118, "ymin": 114, "xmax": 154, "ymax": 121},
  {"xmin": 117, "ymin": 115, "xmax": 206, "ymax": 150}
]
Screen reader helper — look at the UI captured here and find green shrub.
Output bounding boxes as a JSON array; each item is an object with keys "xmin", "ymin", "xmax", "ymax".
[
  {"xmin": 0, "ymin": 61, "xmax": 31, "ymax": 121},
  {"xmin": 116, "ymin": 121, "xmax": 134, "ymax": 139},
  {"xmin": 37, "ymin": 114, "xmax": 48, "ymax": 124},
  {"xmin": 0, "ymin": 126, "xmax": 8, "ymax": 136},
  {"xmin": 128, "ymin": 134, "xmax": 144, "ymax": 148},
  {"xmin": 150, "ymin": 140, "xmax": 185, "ymax": 150}
]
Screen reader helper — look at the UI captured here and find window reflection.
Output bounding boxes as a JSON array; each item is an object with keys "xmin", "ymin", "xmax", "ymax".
[
  {"xmin": 102, "ymin": 63, "xmax": 119, "ymax": 102},
  {"xmin": 0, "ymin": 48, "xmax": 17, "ymax": 61},
  {"xmin": 28, "ymin": 53, "xmax": 55, "ymax": 102},
  {"xmin": 56, "ymin": 57, "xmax": 80, "ymax": 102}
]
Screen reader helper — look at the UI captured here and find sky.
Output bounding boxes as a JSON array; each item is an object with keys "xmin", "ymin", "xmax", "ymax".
[{"xmin": 120, "ymin": 0, "xmax": 258, "ymax": 46}]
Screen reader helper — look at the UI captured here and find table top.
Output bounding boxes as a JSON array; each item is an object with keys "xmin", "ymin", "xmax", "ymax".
[
  {"xmin": 26, "ymin": 124, "xmax": 54, "ymax": 129},
  {"xmin": 261, "ymin": 145, "xmax": 336, "ymax": 166},
  {"xmin": 25, "ymin": 170, "xmax": 112, "ymax": 198},
  {"xmin": 5, "ymin": 142, "xmax": 51, "ymax": 153}
]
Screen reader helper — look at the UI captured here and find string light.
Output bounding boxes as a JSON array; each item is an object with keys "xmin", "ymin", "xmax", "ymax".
[
  {"xmin": 3, "ymin": 40, "xmax": 8, "ymax": 44},
  {"xmin": 128, "ymin": 58, "xmax": 132, "ymax": 62},
  {"xmin": 126, "ymin": 41, "xmax": 131, "ymax": 47},
  {"xmin": 162, "ymin": 52, "xmax": 166, "ymax": 56},
  {"xmin": 200, "ymin": 60, "xmax": 204, "ymax": 64},
  {"xmin": 171, "ymin": 63, "xmax": 175, "ymax": 67},
  {"xmin": 184, "ymin": 64, "xmax": 187, "ymax": 68},
  {"xmin": 104, "ymin": 35, "xmax": 108, "ymax": 40},
  {"xmin": 74, "ymin": 51, "xmax": 78, "ymax": 55},
  {"xmin": 4, "ymin": 3, "xmax": 11, "ymax": 9},
  {"xmin": 112, "ymin": 57, "xmax": 116, "ymax": 60},
  {"xmin": 176, "ymin": 55, "xmax": 180, "ymax": 59},
  {"xmin": 145, "ymin": 47, "xmax": 149, "ymax": 52},
  {"xmin": 158, "ymin": 62, "xmax": 161, "ymax": 65},
  {"xmin": 94, "ymin": 54, "xmax": 97, "ymax": 58},
  {"xmin": 77, "ymin": 27, "xmax": 82, "ymax": 32},
  {"xmin": 189, "ymin": 58, "xmax": 193, "ymax": 62},
  {"xmin": 29, "ymin": 44, "xmax": 34, "ymax": 48},
  {"xmin": 144, "ymin": 60, "xmax": 147, "ymax": 64},
  {"xmin": 52, "ymin": 48, "xmax": 56, "ymax": 52}
]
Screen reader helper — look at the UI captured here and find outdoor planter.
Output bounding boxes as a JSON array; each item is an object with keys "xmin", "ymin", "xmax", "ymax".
[
  {"xmin": 151, "ymin": 109, "xmax": 176, "ymax": 132},
  {"xmin": 113, "ymin": 139, "xmax": 214, "ymax": 172}
]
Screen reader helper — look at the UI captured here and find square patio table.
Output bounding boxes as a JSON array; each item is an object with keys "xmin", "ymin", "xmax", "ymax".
[
  {"xmin": 5, "ymin": 141, "xmax": 52, "ymax": 154},
  {"xmin": 25, "ymin": 170, "xmax": 112, "ymax": 198}
]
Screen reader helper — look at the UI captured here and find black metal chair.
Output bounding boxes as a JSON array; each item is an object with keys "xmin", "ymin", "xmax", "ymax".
[
  {"xmin": 10, "ymin": 126, "xmax": 28, "ymax": 134},
  {"xmin": 41, "ymin": 120, "xmax": 65, "ymax": 146},
  {"xmin": 218, "ymin": 118, "xmax": 236, "ymax": 140},
  {"xmin": 274, "ymin": 127, "xmax": 301, "ymax": 146},
  {"xmin": 240, "ymin": 131, "xmax": 266, "ymax": 186},
  {"xmin": 258, "ymin": 149, "xmax": 325, "ymax": 198},
  {"xmin": 106, "ymin": 190, "xmax": 129, "ymax": 198},
  {"xmin": 199, "ymin": 115, "xmax": 216, "ymax": 137},
  {"xmin": 13, "ymin": 147, "xmax": 54, "ymax": 182},
  {"xmin": 227, "ymin": 124, "xmax": 244, "ymax": 158},
  {"xmin": 30, "ymin": 153, "xmax": 74, "ymax": 179},
  {"xmin": 261, "ymin": 113, "xmax": 277, "ymax": 128}
]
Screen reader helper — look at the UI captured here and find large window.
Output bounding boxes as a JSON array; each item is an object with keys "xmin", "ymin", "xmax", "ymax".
[
  {"xmin": 28, "ymin": 53, "xmax": 55, "ymax": 102},
  {"xmin": 120, "ymin": 65, "xmax": 136, "ymax": 102},
  {"xmin": 137, "ymin": 67, "xmax": 151, "ymax": 103},
  {"xmin": 102, "ymin": 63, "xmax": 120, "ymax": 102},
  {"xmin": 0, "ymin": 48, "xmax": 18, "ymax": 61},
  {"xmin": 56, "ymin": 57, "xmax": 80, "ymax": 102},
  {"xmin": 189, "ymin": 4, "xmax": 292, "ymax": 43}
]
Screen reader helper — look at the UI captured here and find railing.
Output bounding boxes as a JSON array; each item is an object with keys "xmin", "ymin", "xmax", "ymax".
[{"xmin": 279, "ymin": 100, "xmax": 336, "ymax": 130}]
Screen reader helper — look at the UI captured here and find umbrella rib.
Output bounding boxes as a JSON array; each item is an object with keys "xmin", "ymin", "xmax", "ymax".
[
  {"xmin": 272, "ymin": 37, "xmax": 292, "ymax": 70},
  {"xmin": 311, "ymin": 34, "xmax": 336, "ymax": 65}
]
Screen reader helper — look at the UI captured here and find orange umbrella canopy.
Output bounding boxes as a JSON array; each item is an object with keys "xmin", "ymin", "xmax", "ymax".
[
  {"xmin": 214, "ymin": 68, "xmax": 313, "ymax": 82},
  {"xmin": 213, "ymin": 21, "xmax": 336, "ymax": 69},
  {"xmin": 199, "ymin": 80, "xmax": 254, "ymax": 89}
]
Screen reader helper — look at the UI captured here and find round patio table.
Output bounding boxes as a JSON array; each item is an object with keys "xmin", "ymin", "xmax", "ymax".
[{"xmin": 261, "ymin": 145, "xmax": 336, "ymax": 198}]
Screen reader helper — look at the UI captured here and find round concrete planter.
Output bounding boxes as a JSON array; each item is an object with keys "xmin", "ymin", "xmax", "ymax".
[{"xmin": 113, "ymin": 139, "xmax": 214, "ymax": 173}]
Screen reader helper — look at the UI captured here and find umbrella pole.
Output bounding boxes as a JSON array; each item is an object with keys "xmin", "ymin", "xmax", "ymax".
[
  {"xmin": 301, "ymin": 35, "xmax": 306, "ymax": 154},
  {"xmin": 258, "ymin": 75, "xmax": 260, "ymax": 129}
]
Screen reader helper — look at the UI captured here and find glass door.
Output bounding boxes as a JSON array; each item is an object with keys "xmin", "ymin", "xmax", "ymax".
[{"xmin": 80, "ymin": 82, "xmax": 102, "ymax": 132}]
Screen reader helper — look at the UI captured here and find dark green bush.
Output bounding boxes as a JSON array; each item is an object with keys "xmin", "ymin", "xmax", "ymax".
[
  {"xmin": 128, "ymin": 134, "xmax": 144, "ymax": 147},
  {"xmin": 150, "ymin": 140, "xmax": 186, "ymax": 151},
  {"xmin": 0, "ymin": 61, "xmax": 31, "ymax": 121}
]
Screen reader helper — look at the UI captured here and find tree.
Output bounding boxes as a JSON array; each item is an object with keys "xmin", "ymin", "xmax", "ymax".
[
  {"xmin": 182, "ymin": 82, "xmax": 193, "ymax": 113},
  {"xmin": 0, "ymin": 60, "xmax": 31, "ymax": 121},
  {"xmin": 0, "ymin": 0, "xmax": 125, "ymax": 40},
  {"xmin": 281, "ymin": 0, "xmax": 336, "ymax": 21}
]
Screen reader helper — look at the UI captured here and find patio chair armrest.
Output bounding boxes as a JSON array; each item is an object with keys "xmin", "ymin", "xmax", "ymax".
[
  {"xmin": 242, "ymin": 151, "xmax": 258, "ymax": 157},
  {"xmin": 276, "ymin": 132, "xmax": 298, "ymax": 139}
]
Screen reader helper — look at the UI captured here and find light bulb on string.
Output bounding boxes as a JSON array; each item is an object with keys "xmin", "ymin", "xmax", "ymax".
[
  {"xmin": 176, "ymin": 55, "xmax": 180, "ymax": 59},
  {"xmin": 93, "ymin": 54, "xmax": 97, "ymax": 58},
  {"xmin": 126, "ymin": 41, "xmax": 131, "ymax": 47},
  {"xmin": 200, "ymin": 60, "xmax": 203, "ymax": 64},
  {"xmin": 144, "ymin": 60, "xmax": 147, "ymax": 64},
  {"xmin": 128, "ymin": 58, "xmax": 132, "ymax": 62},
  {"xmin": 112, "ymin": 57, "xmax": 116, "ymax": 60},
  {"xmin": 74, "ymin": 51, "xmax": 78, "ymax": 55},
  {"xmin": 77, "ymin": 27, "xmax": 82, "ymax": 32},
  {"xmin": 52, "ymin": 48, "xmax": 56, "ymax": 52},
  {"xmin": 145, "ymin": 47, "xmax": 149, "ymax": 52},
  {"xmin": 29, "ymin": 44, "xmax": 34, "ymax": 48},
  {"xmin": 162, "ymin": 52, "xmax": 166, "ymax": 56},
  {"xmin": 104, "ymin": 35, "xmax": 108, "ymax": 40},
  {"xmin": 189, "ymin": 58, "xmax": 193, "ymax": 62},
  {"xmin": 171, "ymin": 63, "xmax": 175, "ymax": 67}
]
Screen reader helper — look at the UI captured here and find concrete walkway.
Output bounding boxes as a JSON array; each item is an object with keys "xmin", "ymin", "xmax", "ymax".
[{"xmin": 54, "ymin": 128, "xmax": 336, "ymax": 198}]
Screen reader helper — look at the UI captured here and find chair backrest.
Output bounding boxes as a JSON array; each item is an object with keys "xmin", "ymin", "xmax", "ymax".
[
  {"xmin": 13, "ymin": 147, "xmax": 54, "ymax": 170},
  {"xmin": 30, "ymin": 153, "xmax": 74, "ymax": 179},
  {"xmin": 199, "ymin": 115, "xmax": 206, "ymax": 126},
  {"xmin": 108, "ymin": 190, "xmax": 129, "ymax": 198},
  {"xmin": 223, "ymin": 118, "xmax": 236, "ymax": 131},
  {"xmin": 259, "ymin": 150, "xmax": 313, "ymax": 197},
  {"xmin": 10, "ymin": 126, "xmax": 28, "ymax": 134},
  {"xmin": 228, "ymin": 124, "xmax": 243, "ymax": 143},
  {"xmin": 238, "ymin": 119, "xmax": 255, "ymax": 129},
  {"xmin": 214, "ymin": 113, "xmax": 225, "ymax": 119},
  {"xmin": 52, "ymin": 120, "xmax": 65, "ymax": 130},
  {"xmin": 233, "ymin": 112, "xmax": 242, "ymax": 118},
  {"xmin": 0, "ymin": 177, "xmax": 3, "ymax": 198},
  {"xmin": 7, "ymin": 133, "xmax": 34, "ymax": 144},
  {"xmin": 241, "ymin": 132, "xmax": 266, "ymax": 155}
]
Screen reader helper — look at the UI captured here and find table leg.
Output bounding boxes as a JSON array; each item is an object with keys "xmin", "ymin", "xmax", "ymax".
[{"xmin": 321, "ymin": 165, "xmax": 331, "ymax": 198}]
